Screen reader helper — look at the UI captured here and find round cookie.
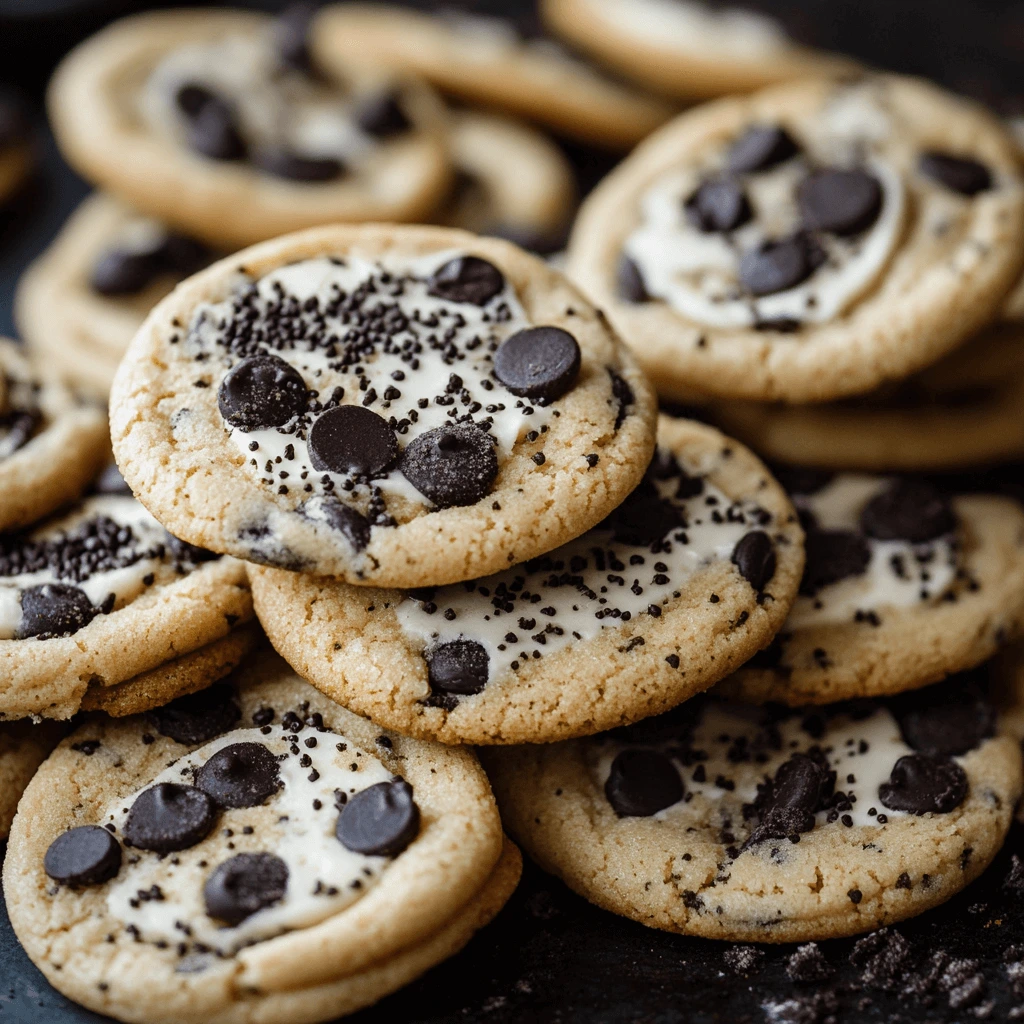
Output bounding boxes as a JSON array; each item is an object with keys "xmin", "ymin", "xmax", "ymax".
[
  {"xmin": 717, "ymin": 471, "xmax": 1024, "ymax": 707},
  {"xmin": 486, "ymin": 675, "xmax": 1023, "ymax": 942},
  {"xmin": 312, "ymin": 4, "xmax": 676, "ymax": 151},
  {"xmin": 4, "ymin": 653, "xmax": 516, "ymax": 1024},
  {"xmin": 0, "ymin": 719, "xmax": 64, "ymax": 839},
  {"xmin": 47, "ymin": 8, "xmax": 452, "ymax": 249},
  {"xmin": 0, "ymin": 91, "xmax": 32, "ymax": 206},
  {"xmin": 250, "ymin": 416, "xmax": 804, "ymax": 745},
  {"xmin": 0, "ymin": 339, "xmax": 109, "ymax": 532},
  {"xmin": 541, "ymin": 0, "xmax": 857, "ymax": 101},
  {"xmin": 568, "ymin": 75, "xmax": 1024, "ymax": 403},
  {"xmin": 111, "ymin": 224, "xmax": 657, "ymax": 587},
  {"xmin": 434, "ymin": 110, "xmax": 576, "ymax": 255}
]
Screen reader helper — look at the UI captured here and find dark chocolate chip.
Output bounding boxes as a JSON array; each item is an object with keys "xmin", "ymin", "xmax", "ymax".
[
  {"xmin": 17, "ymin": 583, "xmax": 96, "ymax": 639},
  {"xmin": 800, "ymin": 528, "xmax": 870, "ymax": 596},
  {"xmin": 274, "ymin": 1, "xmax": 320, "ymax": 70},
  {"xmin": 93, "ymin": 463, "xmax": 133, "ymax": 496},
  {"xmin": 336, "ymin": 779, "xmax": 420, "ymax": 856},
  {"xmin": 604, "ymin": 749, "xmax": 683, "ymax": 817},
  {"xmin": 427, "ymin": 256, "xmax": 504, "ymax": 306},
  {"xmin": 739, "ymin": 233, "xmax": 825, "ymax": 296},
  {"xmin": 727, "ymin": 124, "xmax": 799, "ymax": 173},
  {"xmin": 318, "ymin": 498, "xmax": 372, "ymax": 551},
  {"xmin": 195, "ymin": 742, "xmax": 281, "ymax": 809},
  {"xmin": 919, "ymin": 151, "xmax": 992, "ymax": 196},
  {"xmin": 494, "ymin": 326, "xmax": 580, "ymax": 403},
  {"xmin": 218, "ymin": 354, "xmax": 309, "ymax": 431},
  {"xmin": 308, "ymin": 405, "xmax": 399, "ymax": 477},
  {"xmin": 123, "ymin": 783, "xmax": 218, "ymax": 853},
  {"xmin": 599, "ymin": 480, "xmax": 683, "ymax": 547},
  {"xmin": 731, "ymin": 531, "xmax": 776, "ymax": 591},
  {"xmin": 878, "ymin": 754, "xmax": 968, "ymax": 814},
  {"xmin": 44, "ymin": 826, "xmax": 122, "ymax": 886},
  {"xmin": 771, "ymin": 466, "xmax": 834, "ymax": 496},
  {"xmin": 90, "ymin": 248, "xmax": 163, "ymax": 296},
  {"xmin": 158, "ymin": 233, "xmax": 211, "ymax": 275},
  {"xmin": 398, "ymin": 423, "xmax": 497, "ymax": 508},
  {"xmin": 147, "ymin": 684, "xmax": 241, "ymax": 745},
  {"xmin": 426, "ymin": 639, "xmax": 489, "ymax": 696},
  {"xmin": 252, "ymin": 147, "xmax": 344, "ymax": 182},
  {"xmin": 685, "ymin": 177, "xmax": 752, "ymax": 233},
  {"xmin": 617, "ymin": 253, "xmax": 649, "ymax": 303},
  {"xmin": 892, "ymin": 676, "xmax": 995, "ymax": 757},
  {"xmin": 798, "ymin": 168, "xmax": 883, "ymax": 236},
  {"xmin": 746, "ymin": 752, "xmax": 835, "ymax": 846},
  {"xmin": 860, "ymin": 479, "xmax": 956, "ymax": 543},
  {"xmin": 609, "ymin": 369, "xmax": 634, "ymax": 430},
  {"xmin": 184, "ymin": 97, "xmax": 246, "ymax": 161},
  {"xmin": 354, "ymin": 90, "xmax": 411, "ymax": 138},
  {"xmin": 175, "ymin": 82, "xmax": 216, "ymax": 118},
  {"xmin": 204, "ymin": 852, "xmax": 289, "ymax": 926}
]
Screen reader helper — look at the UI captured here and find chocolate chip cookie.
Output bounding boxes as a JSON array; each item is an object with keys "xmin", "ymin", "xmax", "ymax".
[{"xmin": 0, "ymin": 719, "xmax": 64, "ymax": 839}]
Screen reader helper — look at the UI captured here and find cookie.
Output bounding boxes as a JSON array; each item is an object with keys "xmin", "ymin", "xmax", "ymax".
[
  {"xmin": 312, "ymin": 4, "xmax": 676, "ymax": 151},
  {"xmin": 0, "ymin": 719, "xmax": 65, "ymax": 839},
  {"xmin": 716, "ymin": 471, "xmax": 1024, "ymax": 706},
  {"xmin": 0, "ymin": 91, "xmax": 32, "ymax": 206},
  {"xmin": 0, "ymin": 468, "xmax": 253, "ymax": 721},
  {"xmin": 110, "ymin": 224, "xmax": 657, "ymax": 587},
  {"xmin": 434, "ymin": 110, "xmax": 576, "ymax": 255},
  {"xmin": 17, "ymin": 193, "xmax": 220, "ymax": 400},
  {"xmin": 0, "ymin": 339, "xmax": 109, "ymax": 532},
  {"xmin": 249, "ymin": 416, "xmax": 803, "ymax": 745},
  {"xmin": 567, "ymin": 76, "xmax": 1024, "ymax": 403},
  {"xmin": 486, "ymin": 674, "xmax": 1023, "ymax": 942},
  {"xmin": 47, "ymin": 8, "xmax": 452, "ymax": 249},
  {"xmin": 541, "ymin": 0, "xmax": 857, "ymax": 101},
  {"xmin": 4, "ymin": 652, "xmax": 518, "ymax": 1024}
]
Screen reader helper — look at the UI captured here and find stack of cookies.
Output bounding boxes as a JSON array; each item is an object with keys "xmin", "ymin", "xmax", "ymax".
[{"xmin": 5, "ymin": 2, "xmax": 1024, "ymax": 1022}]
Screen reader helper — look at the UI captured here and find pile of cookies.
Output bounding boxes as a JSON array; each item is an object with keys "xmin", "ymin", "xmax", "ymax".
[{"xmin": 4, "ymin": 2, "xmax": 1024, "ymax": 1022}]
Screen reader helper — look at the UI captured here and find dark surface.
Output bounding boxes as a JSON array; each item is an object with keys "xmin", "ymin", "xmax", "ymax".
[{"xmin": 3, "ymin": 1, "xmax": 1024, "ymax": 1021}]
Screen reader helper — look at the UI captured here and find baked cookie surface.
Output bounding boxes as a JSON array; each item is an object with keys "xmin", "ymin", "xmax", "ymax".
[
  {"xmin": 250, "ymin": 417, "xmax": 803, "ymax": 745},
  {"xmin": 0, "ymin": 719, "xmax": 64, "ymax": 839},
  {"xmin": 568, "ymin": 76, "xmax": 1024, "ymax": 403},
  {"xmin": 111, "ymin": 224, "xmax": 657, "ymax": 587}
]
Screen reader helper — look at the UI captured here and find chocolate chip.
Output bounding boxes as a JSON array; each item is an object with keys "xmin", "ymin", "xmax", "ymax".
[
  {"xmin": 93, "ymin": 463, "xmax": 133, "ymax": 496},
  {"xmin": 308, "ymin": 405, "xmax": 398, "ymax": 477},
  {"xmin": 739, "ymin": 233, "xmax": 824, "ymax": 296},
  {"xmin": 204, "ymin": 852, "xmax": 289, "ymax": 926},
  {"xmin": 604, "ymin": 749, "xmax": 683, "ymax": 817},
  {"xmin": 879, "ymin": 754, "xmax": 968, "ymax": 814},
  {"xmin": 771, "ymin": 466, "xmax": 834, "ymax": 496},
  {"xmin": 158, "ymin": 234, "xmax": 210, "ymax": 275},
  {"xmin": 685, "ymin": 177, "xmax": 752, "ymax": 233},
  {"xmin": 147, "ymin": 684, "xmax": 241, "ymax": 745},
  {"xmin": 354, "ymin": 90, "xmax": 411, "ymax": 138},
  {"xmin": 892, "ymin": 676, "xmax": 995, "ymax": 757},
  {"xmin": 426, "ymin": 639, "xmax": 489, "ymax": 696},
  {"xmin": 175, "ymin": 82, "xmax": 216, "ymax": 118},
  {"xmin": 798, "ymin": 168, "xmax": 883, "ymax": 236},
  {"xmin": 318, "ymin": 498, "xmax": 372, "ymax": 551},
  {"xmin": 91, "ymin": 248, "xmax": 163, "ymax": 296},
  {"xmin": 599, "ymin": 481, "xmax": 683, "ymax": 547},
  {"xmin": 44, "ymin": 826, "xmax": 122, "ymax": 886},
  {"xmin": 800, "ymin": 528, "xmax": 870, "ymax": 596},
  {"xmin": 184, "ymin": 96, "xmax": 246, "ymax": 161},
  {"xmin": 727, "ymin": 124, "xmax": 799, "ymax": 173},
  {"xmin": 274, "ymin": 1, "xmax": 319, "ymax": 70},
  {"xmin": 17, "ymin": 583, "xmax": 96, "ymax": 639},
  {"xmin": 336, "ymin": 779, "xmax": 420, "ymax": 856},
  {"xmin": 731, "ymin": 531, "xmax": 776, "ymax": 591},
  {"xmin": 252, "ymin": 147, "xmax": 344, "ymax": 182},
  {"xmin": 398, "ymin": 423, "xmax": 497, "ymax": 508},
  {"xmin": 494, "ymin": 327, "xmax": 581, "ymax": 403},
  {"xmin": 919, "ymin": 151, "xmax": 992, "ymax": 196},
  {"xmin": 123, "ymin": 783, "xmax": 218, "ymax": 853},
  {"xmin": 746, "ymin": 752, "xmax": 835, "ymax": 846},
  {"xmin": 218, "ymin": 354, "xmax": 309, "ymax": 431},
  {"xmin": 617, "ymin": 253, "xmax": 649, "ymax": 303},
  {"xmin": 427, "ymin": 256, "xmax": 504, "ymax": 306},
  {"xmin": 860, "ymin": 479, "xmax": 956, "ymax": 543},
  {"xmin": 195, "ymin": 742, "xmax": 281, "ymax": 809}
]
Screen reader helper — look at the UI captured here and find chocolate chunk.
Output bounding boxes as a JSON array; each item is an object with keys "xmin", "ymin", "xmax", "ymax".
[
  {"xmin": 427, "ymin": 256, "xmax": 504, "ymax": 306},
  {"xmin": 426, "ymin": 639, "xmax": 489, "ymax": 696},
  {"xmin": 90, "ymin": 248, "xmax": 163, "ymax": 296},
  {"xmin": 800, "ymin": 528, "xmax": 870, "ymax": 595},
  {"xmin": 195, "ymin": 742, "xmax": 281, "ymax": 808},
  {"xmin": 879, "ymin": 754, "xmax": 968, "ymax": 814},
  {"xmin": 274, "ymin": 1, "xmax": 319, "ymax": 70},
  {"xmin": 892, "ymin": 676, "xmax": 995, "ymax": 757},
  {"xmin": 398, "ymin": 423, "xmax": 498, "ymax": 508},
  {"xmin": 604, "ymin": 749, "xmax": 683, "ymax": 817},
  {"xmin": 336, "ymin": 779, "xmax": 420, "ymax": 856},
  {"xmin": 308, "ymin": 405, "xmax": 399, "ymax": 477},
  {"xmin": 44, "ymin": 826, "xmax": 122, "ymax": 886},
  {"xmin": 731, "ymin": 531, "xmax": 776, "ymax": 591},
  {"xmin": 252, "ymin": 147, "xmax": 344, "ymax": 182},
  {"xmin": 919, "ymin": 151, "xmax": 992, "ymax": 196},
  {"xmin": 218, "ymin": 354, "xmax": 309, "ymax": 431},
  {"xmin": 0, "ymin": 92, "xmax": 30, "ymax": 150},
  {"xmin": 319, "ymin": 498, "xmax": 372, "ymax": 551},
  {"xmin": 739, "ymin": 233, "xmax": 825, "ymax": 297},
  {"xmin": 860, "ymin": 479, "xmax": 956, "ymax": 543},
  {"xmin": 771, "ymin": 466, "xmax": 834, "ymax": 496},
  {"xmin": 609, "ymin": 369, "xmax": 634, "ymax": 430},
  {"xmin": 746, "ymin": 752, "xmax": 834, "ymax": 846},
  {"xmin": 93, "ymin": 463, "xmax": 133, "ymax": 496},
  {"xmin": 617, "ymin": 253, "xmax": 649, "ymax": 303},
  {"xmin": 494, "ymin": 327, "xmax": 581, "ymax": 403},
  {"xmin": 147, "ymin": 684, "xmax": 241, "ymax": 745},
  {"xmin": 354, "ymin": 90, "xmax": 411, "ymax": 138},
  {"xmin": 204, "ymin": 852, "xmax": 289, "ymax": 926},
  {"xmin": 123, "ymin": 783, "xmax": 218, "ymax": 853},
  {"xmin": 175, "ymin": 82, "xmax": 216, "ymax": 118},
  {"xmin": 727, "ymin": 124, "xmax": 799, "ymax": 173},
  {"xmin": 798, "ymin": 168, "xmax": 883, "ymax": 236},
  {"xmin": 17, "ymin": 583, "xmax": 96, "ymax": 639},
  {"xmin": 599, "ymin": 481, "xmax": 683, "ymax": 547},
  {"xmin": 184, "ymin": 97, "xmax": 246, "ymax": 161},
  {"xmin": 685, "ymin": 177, "xmax": 752, "ymax": 233}
]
